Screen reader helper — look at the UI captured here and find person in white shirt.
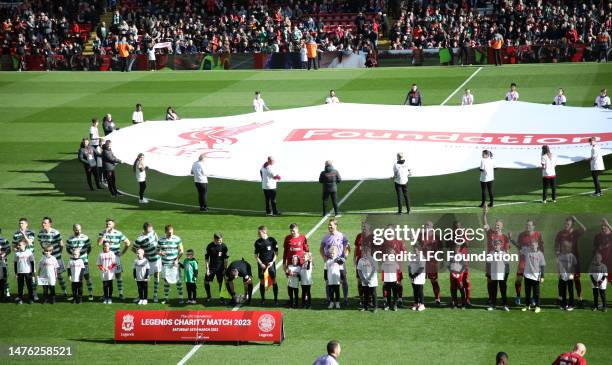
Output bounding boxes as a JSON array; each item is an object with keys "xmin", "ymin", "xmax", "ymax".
[
  {"xmin": 191, "ymin": 154, "xmax": 208, "ymax": 211},
  {"xmin": 541, "ymin": 145, "xmax": 557, "ymax": 203},
  {"xmin": 132, "ymin": 103, "xmax": 144, "ymax": 124},
  {"xmin": 146, "ymin": 46, "xmax": 156, "ymax": 71},
  {"xmin": 479, "ymin": 150, "xmax": 495, "ymax": 207},
  {"xmin": 133, "ymin": 153, "xmax": 148, "ymax": 203},
  {"xmin": 38, "ymin": 245, "xmax": 58, "ymax": 304},
  {"xmin": 253, "ymin": 91, "xmax": 269, "ymax": 112},
  {"xmin": 552, "ymin": 88, "xmax": 567, "ymax": 105},
  {"xmin": 505, "ymin": 83, "xmax": 519, "ymax": 101},
  {"xmin": 461, "ymin": 88, "xmax": 474, "ymax": 106},
  {"xmin": 165, "ymin": 106, "xmax": 180, "ymax": 121},
  {"xmin": 393, "ymin": 152, "xmax": 411, "ymax": 214},
  {"xmin": 356, "ymin": 246, "xmax": 378, "ymax": 312},
  {"xmin": 589, "ymin": 137, "xmax": 605, "ymax": 196},
  {"xmin": 89, "ymin": 118, "xmax": 100, "ymax": 147},
  {"xmin": 300, "ymin": 43, "xmax": 308, "ymax": 69},
  {"xmin": 594, "ymin": 88, "xmax": 610, "ymax": 108},
  {"xmin": 312, "ymin": 340, "xmax": 341, "ymax": 365},
  {"xmin": 260, "ymin": 156, "xmax": 281, "ymax": 216},
  {"xmin": 325, "ymin": 90, "xmax": 340, "ymax": 104}
]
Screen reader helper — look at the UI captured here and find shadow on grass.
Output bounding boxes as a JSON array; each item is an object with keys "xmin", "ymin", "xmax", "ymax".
[{"xmin": 5, "ymin": 155, "xmax": 610, "ymax": 216}]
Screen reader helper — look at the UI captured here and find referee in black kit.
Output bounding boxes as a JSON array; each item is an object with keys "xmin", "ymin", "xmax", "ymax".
[
  {"xmin": 225, "ymin": 259, "xmax": 253, "ymax": 305},
  {"xmin": 404, "ymin": 84, "xmax": 423, "ymax": 106},
  {"xmin": 254, "ymin": 226, "xmax": 279, "ymax": 306},
  {"xmin": 204, "ymin": 232, "xmax": 229, "ymax": 304}
]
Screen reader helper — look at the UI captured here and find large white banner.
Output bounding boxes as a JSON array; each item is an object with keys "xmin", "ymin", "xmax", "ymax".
[{"xmin": 106, "ymin": 102, "xmax": 611, "ymax": 182}]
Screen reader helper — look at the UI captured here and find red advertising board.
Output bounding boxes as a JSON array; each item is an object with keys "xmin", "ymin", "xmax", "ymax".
[{"xmin": 115, "ymin": 310, "xmax": 283, "ymax": 344}]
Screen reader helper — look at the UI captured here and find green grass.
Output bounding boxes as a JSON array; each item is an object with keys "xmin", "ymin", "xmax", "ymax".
[{"xmin": 0, "ymin": 63, "xmax": 611, "ymax": 365}]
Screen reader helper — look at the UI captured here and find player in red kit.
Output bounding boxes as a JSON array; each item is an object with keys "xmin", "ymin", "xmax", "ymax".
[
  {"xmin": 418, "ymin": 221, "xmax": 442, "ymax": 305},
  {"xmin": 593, "ymin": 218, "xmax": 612, "ymax": 282},
  {"xmin": 555, "ymin": 216, "xmax": 586, "ymax": 306},
  {"xmin": 282, "ymin": 223, "xmax": 309, "ymax": 271},
  {"xmin": 551, "ymin": 343, "xmax": 587, "ymax": 365},
  {"xmin": 483, "ymin": 207, "xmax": 510, "ymax": 305},
  {"xmin": 446, "ymin": 220, "xmax": 472, "ymax": 306},
  {"xmin": 513, "ymin": 219, "xmax": 544, "ymax": 305}
]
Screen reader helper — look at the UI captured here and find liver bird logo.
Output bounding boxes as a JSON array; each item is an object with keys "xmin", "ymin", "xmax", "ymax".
[{"xmin": 176, "ymin": 121, "xmax": 273, "ymax": 149}]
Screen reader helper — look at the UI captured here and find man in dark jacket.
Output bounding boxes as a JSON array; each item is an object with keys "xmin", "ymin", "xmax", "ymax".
[
  {"xmin": 404, "ymin": 84, "xmax": 423, "ymax": 106},
  {"xmin": 78, "ymin": 138, "xmax": 101, "ymax": 191},
  {"xmin": 102, "ymin": 140, "xmax": 122, "ymax": 197},
  {"xmin": 319, "ymin": 160, "xmax": 341, "ymax": 217}
]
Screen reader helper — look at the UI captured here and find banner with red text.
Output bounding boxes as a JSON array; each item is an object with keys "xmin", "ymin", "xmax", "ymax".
[
  {"xmin": 114, "ymin": 310, "xmax": 283, "ymax": 343},
  {"xmin": 106, "ymin": 101, "xmax": 612, "ymax": 181}
]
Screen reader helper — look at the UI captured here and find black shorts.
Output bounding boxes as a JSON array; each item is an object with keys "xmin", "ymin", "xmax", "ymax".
[
  {"xmin": 205, "ymin": 267, "xmax": 224, "ymax": 282},
  {"xmin": 257, "ymin": 264, "xmax": 276, "ymax": 280}
]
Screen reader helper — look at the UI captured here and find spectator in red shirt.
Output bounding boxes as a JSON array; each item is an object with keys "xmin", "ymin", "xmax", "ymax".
[
  {"xmin": 282, "ymin": 223, "xmax": 309, "ymax": 271},
  {"xmin": 551, "ymin": 343, "xmax": 587, "ymax": 365}
]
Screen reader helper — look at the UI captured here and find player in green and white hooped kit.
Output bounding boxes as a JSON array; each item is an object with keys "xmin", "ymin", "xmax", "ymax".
[
  {"xmin": 38, "ymin": 217, "xmax": 68, "ymax": 298},
  {"xmin": 97, "ymin": 218, "xmax": 131, "ymax": 302},
  {"xmin": 133, "ymin": 222, "xmax": 161, "ymax": 303},
  {"xmin": 159, "ymin": 224, "xmax": 184, "ymax": 304},
  {"xmin": 66, "ymin": 224, "xmax": 93, "ymax": 300},
  {"xmin": 11, "ymin": 218, "xmax": 37, "ymax": 299}
]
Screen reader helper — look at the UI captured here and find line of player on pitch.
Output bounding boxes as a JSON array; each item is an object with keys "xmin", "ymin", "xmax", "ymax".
[{"xmin": 0, "ymin": 214, "xmax": 609, "ymax": 312}]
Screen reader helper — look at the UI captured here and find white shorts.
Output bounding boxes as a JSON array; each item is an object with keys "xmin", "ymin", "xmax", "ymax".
[
  {"xmin": 162, "ymin": 265, "xmax": 180, "ymax": 284},
  {"xmin": 149, "ymin": 259, "xmax": 162, "ymax": 274}
]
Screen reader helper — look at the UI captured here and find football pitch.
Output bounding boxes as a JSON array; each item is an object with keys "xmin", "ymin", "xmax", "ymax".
[{"xmin": 0, "ymin": 63, "xmax": 611, "ymax": 364}]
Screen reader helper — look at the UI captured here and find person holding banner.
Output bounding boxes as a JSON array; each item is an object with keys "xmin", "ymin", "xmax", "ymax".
[
  {"xmin": 325, "ymin": 90, "xmax": 340, "ymax": 104},
  {"xmin": 403, "ymin": 84, "xmax": 422, "ymax": 106},
  {"xmin": 589, "ymin": 137, "xmax": 605, "ymax": 197},
  {"xmin": 594, "ymin": 89, "xmax": 610, "ymax": 108},
  {"xmin": 393, "ymin": 152, "xmax": 411, "ymax": 215},
  {"xmin": 205, "ymin": 232, "xmax": 229, "ymax": 304},
  {"xmin": 260, "ymin": 156, "xmax": 281, "ymax": 216},
  {"xmin": 505, "ymin": 83, "xmax": 519, "ymax": 101},
  {"xmin": 253, "ymin": 91, "xmax": 270, "ymax": 112},
  {"xmin": 319, "ymin": 161, "xmax": 342, "ymax": 217},
  {"xmin": 225, "ymin": 259, "xmax": 253, "ymax": 305},
  {"xmin": 191, "ymin": 154, "xmax": 208, "ymax": 212},
  {"xmin": 254, "ymin": 226, "xmax": 279, "ymax": 306},
  {"xmin": 541, "ymin": 145, "xmax": 557, "ymax": 203},
  {"xmin": 479, "ymin": 150, "xmax": 495, "ymax": 208},
  {"xmin": 158, "ymin": 225, "xmax": 184, "ymax": 305},
  {"xmin": 552, "ymin": 88, "xmax": 567, "ymax": 105},
  {"xmin": 461, "ymin": 89, "xmax": 474, "ymax": 106}
]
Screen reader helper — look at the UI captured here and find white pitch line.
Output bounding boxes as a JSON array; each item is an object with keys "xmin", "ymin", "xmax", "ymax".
[
  {"xmin": 176, "ymin": 180, "xmax": 365, "ymax": 365},
  {"xmin": 440, "ymin": 66, "xmax": 483, "ymax": 106}
]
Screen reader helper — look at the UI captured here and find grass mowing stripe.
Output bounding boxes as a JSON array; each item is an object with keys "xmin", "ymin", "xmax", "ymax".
[{"xmin": 177, "ymin": 180, "xmax": 364, "ymax": 364}]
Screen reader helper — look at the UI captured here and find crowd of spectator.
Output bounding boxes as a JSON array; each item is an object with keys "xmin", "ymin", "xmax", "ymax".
[
  {"xmin": 389, "ymin": 0, "xmax": 611, "ymax": 63},
  {"xmin": 0, "ymin": 0, "xmax": 104, "ymax": 70},
  {"xmin": 1, "ymin": 0, "xmax": 611, "ymax": 69}
]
